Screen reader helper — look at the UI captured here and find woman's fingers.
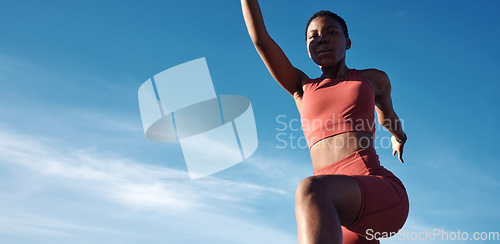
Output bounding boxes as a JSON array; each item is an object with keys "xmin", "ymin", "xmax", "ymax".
[
  {"xmin": 391, "ymin": 135, "xmax": 405, "ymax": 163},
  {"xmin": 398, "ymin": 147, "xmax": 404, "ymax": 163}
]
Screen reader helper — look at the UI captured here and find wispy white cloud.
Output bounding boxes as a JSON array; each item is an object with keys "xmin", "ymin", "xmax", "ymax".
[
  {"xmin": 0, "ymin": 128, "xmax": 296, "ymax": 243},
  {"xmin": 0, "ymin": 127, "xmax": 291, "ymax": 208}
]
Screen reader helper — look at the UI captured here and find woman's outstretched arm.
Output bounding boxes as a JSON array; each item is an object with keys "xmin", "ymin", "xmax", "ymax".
[
  {"xmin": 362, "ymin": 69, "xmax": 407, "ymax": 162},
  {"xmin": 241, "ymin": 0, "xmax": 307, "ymax": 96}
]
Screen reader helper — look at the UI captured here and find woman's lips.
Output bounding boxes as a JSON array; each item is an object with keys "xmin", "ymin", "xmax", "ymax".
[{"xmin": 317, "ymin": 49, "xmax": 332, "ymax": 55}]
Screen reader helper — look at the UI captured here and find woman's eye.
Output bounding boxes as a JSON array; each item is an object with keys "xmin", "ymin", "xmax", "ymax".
[
  {"xmin": 309, "ymin": 34, "xmax": 318, "ymax": 39},
  {"xmin": 330, "ymin": 31, "xmax": 337, "ymax": 35}
]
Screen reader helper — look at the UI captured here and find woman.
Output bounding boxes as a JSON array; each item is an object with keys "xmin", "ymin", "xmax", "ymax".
[{"xmin": 241, "ymin": 1, "xmax": 409, "ymax": 243}]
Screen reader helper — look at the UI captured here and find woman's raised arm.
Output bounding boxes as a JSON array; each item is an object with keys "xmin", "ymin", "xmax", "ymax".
[{"xmin": 241, "ymin": 0, "xmax": 307, "ymax": 96}]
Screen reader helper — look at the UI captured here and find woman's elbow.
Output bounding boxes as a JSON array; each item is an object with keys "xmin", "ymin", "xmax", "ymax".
[{"xmin": 251, "ymin": 34, "xmax": 272, "ymax": 48}]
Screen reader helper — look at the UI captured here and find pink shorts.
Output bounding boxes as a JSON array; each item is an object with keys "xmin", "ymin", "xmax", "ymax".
[{"xmin": 313, "ymin": 148, "xmax": 409, "ymax": 244}]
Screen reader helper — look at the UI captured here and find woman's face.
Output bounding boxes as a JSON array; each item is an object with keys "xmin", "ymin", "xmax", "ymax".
[{"xmin": 306, "ymin": 16, "xmax": 351, "ymax": 67}]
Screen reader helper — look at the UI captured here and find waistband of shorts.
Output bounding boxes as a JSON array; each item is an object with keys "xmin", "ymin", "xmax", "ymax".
[{"xmin": 313, "ymin": 147, "xmax": 377, "ymax": 175}]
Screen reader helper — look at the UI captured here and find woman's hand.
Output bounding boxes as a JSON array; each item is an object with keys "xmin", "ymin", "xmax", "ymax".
[{"xmin": 391, "ymin": 134, "xmax": 406, "ymax": 163}]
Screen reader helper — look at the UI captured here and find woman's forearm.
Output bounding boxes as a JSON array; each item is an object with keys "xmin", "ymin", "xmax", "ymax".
[
  {"xmin": 241, "ymin": 0, "xmax": 270, "ymax": 44},
  {"xmin": 380, "ymin": 112, "xmax": 406, "ymax": 141}
]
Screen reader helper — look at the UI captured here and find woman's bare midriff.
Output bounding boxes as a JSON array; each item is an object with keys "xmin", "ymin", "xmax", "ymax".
[{"xmin": 310, "ymin": 131, "xmax": 374, "ymax": 171}]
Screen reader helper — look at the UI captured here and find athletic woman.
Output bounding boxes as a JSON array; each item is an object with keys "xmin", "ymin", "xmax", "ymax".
[{"xmin": 241, "ymin": 1, "xmax": 409, "ymax": 243}]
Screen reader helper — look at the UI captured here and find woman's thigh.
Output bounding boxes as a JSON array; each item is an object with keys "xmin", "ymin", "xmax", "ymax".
[{"xmin": 295, "ymin": 174, "xmax": 363, "ymax": 226}]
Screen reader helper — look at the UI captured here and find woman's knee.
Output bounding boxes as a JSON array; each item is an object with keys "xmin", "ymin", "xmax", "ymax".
[
  {"xmin": 295, "ymin": 175, "xmax": 357, "ymax": 205},
  {"xmin": 295, "ymin": 175, "xmax": 363, "ymax": 225},
  {"xmin": 295, "ymin": 176, "xmax": 330, "ymax": 203}
]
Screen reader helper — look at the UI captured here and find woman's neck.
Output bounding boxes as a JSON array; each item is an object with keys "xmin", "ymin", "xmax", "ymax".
[{"xmin": 319, "ymin": 63, "xmax": 349, "ymax": 79}]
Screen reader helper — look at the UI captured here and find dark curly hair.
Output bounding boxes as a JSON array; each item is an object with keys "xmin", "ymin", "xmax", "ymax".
[{"xmin": 305, "ymin": 10, "xmax": 349, "ymax": 38}]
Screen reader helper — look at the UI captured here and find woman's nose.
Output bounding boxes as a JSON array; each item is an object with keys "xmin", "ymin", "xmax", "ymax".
[{"xmin": 318, "ymin": 34, "xmax": 328, "ymax": 43}]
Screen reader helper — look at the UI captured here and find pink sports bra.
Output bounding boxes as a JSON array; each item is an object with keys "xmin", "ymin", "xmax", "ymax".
[{"xmin": 301, "ymin": 69, "xmax": 376, "ymax": 148}]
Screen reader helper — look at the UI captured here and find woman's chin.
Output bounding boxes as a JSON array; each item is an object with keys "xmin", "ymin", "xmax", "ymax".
[{"xmin": 317, "ymin": 59, "xmax": 339, "ymax": 68}]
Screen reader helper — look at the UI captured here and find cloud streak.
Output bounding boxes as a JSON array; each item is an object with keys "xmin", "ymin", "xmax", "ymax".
[{"xmin": 0, "ymin": 128, "xmax": 295, "ymax": 243}]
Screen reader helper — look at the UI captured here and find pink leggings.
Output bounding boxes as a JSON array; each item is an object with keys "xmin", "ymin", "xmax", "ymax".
[{"xmin": 313, "ymin": 148, "xmax": 409, "ymax": 244}]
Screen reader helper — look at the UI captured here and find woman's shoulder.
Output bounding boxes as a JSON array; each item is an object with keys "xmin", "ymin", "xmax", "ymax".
[
  {"xmin": 358, "ymin": 68, "xmax": 391, "ymax": 96},
  {"xmin": 358, "ymin": 68, "xmax": 388, "ymax": 80}
]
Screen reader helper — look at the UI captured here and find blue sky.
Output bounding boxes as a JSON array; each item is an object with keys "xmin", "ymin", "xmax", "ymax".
[{"xmin": 0, "ymin": 0, "xmax": 499, "ymax": 243}]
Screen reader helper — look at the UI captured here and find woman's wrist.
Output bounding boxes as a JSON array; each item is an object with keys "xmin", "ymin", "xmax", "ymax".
[{"xmin": 395, "ymin": 132, "xmax": 407, "ymax": 143}]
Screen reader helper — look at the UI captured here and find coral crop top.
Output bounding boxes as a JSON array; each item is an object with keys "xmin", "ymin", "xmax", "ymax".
[{"xmin": 301, "ymin": 69, "xmax": 376, "ymax": 149}]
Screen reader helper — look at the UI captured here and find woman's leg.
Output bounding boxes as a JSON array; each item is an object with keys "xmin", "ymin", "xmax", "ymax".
[
  {"xmin": 295, "ymin": 175, "xmax": 362, "ymax": 244},
  {"xmin": 342, "ymin": 226, "xmax": 380, "ymax": 244}
]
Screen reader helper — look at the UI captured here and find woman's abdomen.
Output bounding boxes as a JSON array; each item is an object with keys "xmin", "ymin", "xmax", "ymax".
[{"xmin": 310, "ymin": 131, "xmax": 375, "ymax": 171}]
